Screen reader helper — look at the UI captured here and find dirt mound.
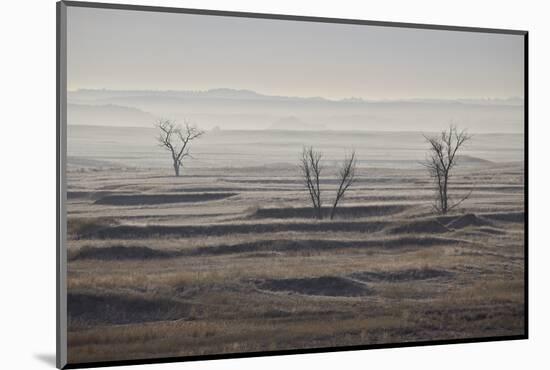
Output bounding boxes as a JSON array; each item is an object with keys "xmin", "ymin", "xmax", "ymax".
[
  {"xmin": 482, "ymin": 211, "xmax": 524, "ymax": 223},
  {"xmin": 381, "ymin": 236, "xmax": 465, "ymax": 247},
  {"xmin": 188, "ymin": 236, "xmax": 465, "ymax": 256},
  {"xmin": 94, "ymin": 192, "xmax": 237, "ymax": 206},
  {"xmin": 446, "ymin": 214, "xmax": 494, "ymax": 229},
  {"xmin": 256, "ymin": 276, "xmax": 373, "ymax": 297},
  {"xmin": 78, "ymin": 221, "xmax": 388, "ymax": 240},
  {"xmin": 251, "ymin": 205, "xmax": 407, "ymax": 220},
  {"xmin": 69, "ymin": 245, "xmax": 180, "ymax": 261},
  {"xmin": 68, "ymin": 191, "xmax": 114, "ymax": 201},
  {"xmin": 68, "ymin": 292, "xmax": 190, "ymax": 325},
  {"xmin": 350, "ymin": 268, "xmax": 453, "ymax": 283},
  {"xmin": 189, "ymin": 239, "xmax": 363, "ymax": 256},
  {"xmin": 461, "ymin": 227, "xmax": 506, "ymax": 237},
  {"xmin": 67, "ymin": 217, "xmax": 118, "ymax": 238},
  {"xmin": 388, "ymin": 219, "xmax": 450, "ymax": 234}
]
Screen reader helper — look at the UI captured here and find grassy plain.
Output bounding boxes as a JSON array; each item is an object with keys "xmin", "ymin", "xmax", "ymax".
[{"xmin": 66, "ymin": 148, "xmax": 525, "ymax": 364}]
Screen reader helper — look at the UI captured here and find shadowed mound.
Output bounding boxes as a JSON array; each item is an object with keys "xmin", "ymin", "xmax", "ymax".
[
  {"xmin": 446, "ymin": 214, "xmax": 494, "ymax": 229},
  {"xmin": 77, "ymin": 221, "xmax": 388, "ymax": 239},
  {"xmin": 68, "ymin": 191, "xmax": 114, "ymax": 200},
  {"xmin": 68, "ymin": 292, "xmax": 190, "ymax": 325},
  {"xmin": 187, "ymin": 236, "xmax": 466, "ymax": 256},
  {"xmin": 94, "ymin": 192, "xmax": 237, "ymax": 206},
  {"xmin": 388, "ymin": 219, "xmax": 450, "ymax": 234},
  {"xmin": 69, "ymin": 245, "xmax": 180, "ymax": 261},
  {"xmin": 461, "ymin": 227, "xmax": 506, "ymax": 237},
  {"xmin": 482, "ymin": 211, "xmax": 524, "ymax": 223},
  {"xmin": 67, "ymin": 217, "xmax": 118, "ymax": 237},
  {"xmin": 350, "ymin": 268, "xmax": 453, "ymax": 283},
  {"xmin": 256, "ymin": 276, "xmax": 373, "ymax": 297},
  {"xmin": 250, "ymin": 205, "xmax": 407, "ymax": 220}
]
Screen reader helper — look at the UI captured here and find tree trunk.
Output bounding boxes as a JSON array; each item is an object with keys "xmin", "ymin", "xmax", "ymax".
[
  {"xmin": 330, "ymin": 199, "xmax": 340, "ymax": 220},
  {"xmin": 442, "ymin": 174, "xmax": 449, "ymax": 214},
  {"xmin": 330, "ymin": 206, "xmax": 336, "ymax": 220},
  {"xmin": 316, "ymin": 202, "xmax": 323, "ymax": 220},
  {"xmin": 173, "ymin": 162, "xmax": 180, "ymax": 177}
]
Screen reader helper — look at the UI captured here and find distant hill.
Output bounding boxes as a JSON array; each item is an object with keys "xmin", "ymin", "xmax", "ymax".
[
  {"xmin": 68, "ymin": 103, "xmax": 157, "ymax": 127},
  {"xmin": 456, "ymin": 155, "xmax": 494, "ymax": 166},
  {"xmin": 67, "ymin": 88, "xmax": 524, "ymax": 133},
  {"xmin": 68, "ymin": 88, "xmax": 523, "ymax": 106}
]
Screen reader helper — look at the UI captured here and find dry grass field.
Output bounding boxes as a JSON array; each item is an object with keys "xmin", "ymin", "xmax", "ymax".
[{"xmin": 66, "ymin": 127, "xmax": 525, "ymax": 364}]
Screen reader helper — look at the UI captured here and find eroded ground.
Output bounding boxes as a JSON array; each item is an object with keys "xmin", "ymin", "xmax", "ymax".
[{"xmin": 66, "ymin": 162, "xmax": 525, "ymax": 364}]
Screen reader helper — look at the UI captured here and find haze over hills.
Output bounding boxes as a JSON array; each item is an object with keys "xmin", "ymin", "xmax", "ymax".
[
  {"xmin": 67, "ymin": 88, "xmax": 524, "ymax": 133},
  {"xmin": 68, "ymin": 103, "xmax": 157, "ymax": 127},
  {"xmin": 268, "ymin": 116, "xmax": 326, "ymax": 131}
]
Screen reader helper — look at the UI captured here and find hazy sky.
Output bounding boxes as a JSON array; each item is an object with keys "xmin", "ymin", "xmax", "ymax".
[{"xmin": 67, "ymin": 6, "xmax": 524, "ymax": 100}]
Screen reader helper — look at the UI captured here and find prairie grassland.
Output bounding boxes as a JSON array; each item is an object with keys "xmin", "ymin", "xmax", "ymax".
[{"xmin": 66, "ymin": 158, "xmax": 525, "ymax": 364}]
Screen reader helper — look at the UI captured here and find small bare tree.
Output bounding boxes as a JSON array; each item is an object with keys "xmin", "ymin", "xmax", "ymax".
[
  {"xmin": 423, "ymin": 125, "xmax": 472, "ymax": 214},
  {"xmin": 156, "ymin": 119, "xmax": 204, "ymax": 177},
  {"xmin": 300, "ymin": 146, "xmax": 323, "ymax": 219},
  {"xmin": 330, "ymin": 151, "xmax": 356, "ymax": 220}
]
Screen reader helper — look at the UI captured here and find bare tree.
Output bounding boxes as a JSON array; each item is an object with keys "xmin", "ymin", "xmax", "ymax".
[
  {"xmin": 423, "ymin": 125, "xmax": 472, "ymax": 214},
  {"xmin": 300, "ymin": 146, "xmax": 323, "ymax": 219},
  {"xmin": 156, "ymin": 119, "xmax": 204, "ymax": 177},
  {"xmin": 330, "ymin": 151, "xmax": 356, "ymax": 220}
]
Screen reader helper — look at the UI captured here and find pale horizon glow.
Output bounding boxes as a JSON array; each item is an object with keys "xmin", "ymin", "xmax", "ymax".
[{"xmin": 67, "ymin": 7, "xmax": 525, "ymax": 101}]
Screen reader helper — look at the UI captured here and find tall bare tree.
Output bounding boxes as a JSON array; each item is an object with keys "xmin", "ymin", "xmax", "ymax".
[
  {"xmin": 156, "ymin": 119, "xmax": 204, "ymax": 177},
  {"xmin": 330, "ymin": 151, "xmax": 356, "ymax": 220},
  {"xmin": 300, "ymin": 146, "xmax": 323, "ymax": 219},
  {"xmin": 423, "ymin": 125, "xmax": 472, "ymax": 214}
]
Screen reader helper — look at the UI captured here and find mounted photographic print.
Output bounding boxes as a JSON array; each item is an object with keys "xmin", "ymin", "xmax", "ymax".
[{"xmin": 56, "ymin": 1, "xmax": 528, "ymax": 368}]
